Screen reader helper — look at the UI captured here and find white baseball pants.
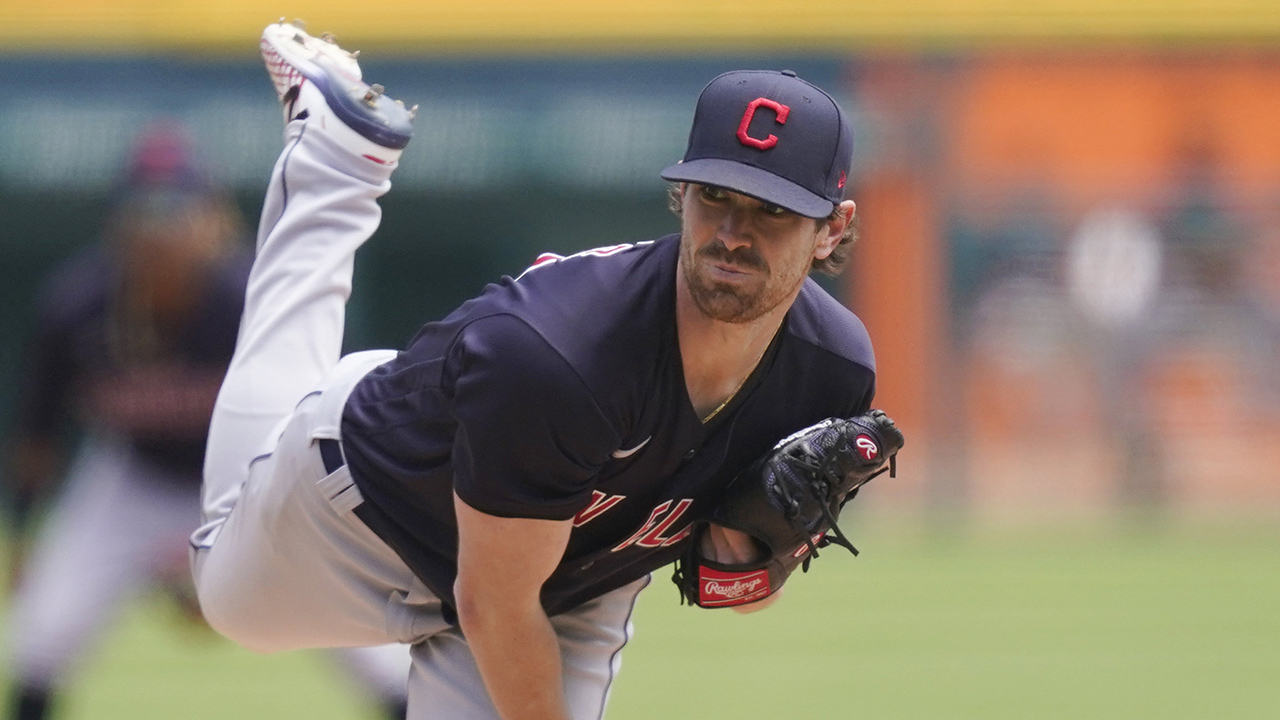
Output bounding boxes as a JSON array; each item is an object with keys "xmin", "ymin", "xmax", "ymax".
[{"xmin": 190, "ymin": 117, "xmax": 645, "ymax": 719}]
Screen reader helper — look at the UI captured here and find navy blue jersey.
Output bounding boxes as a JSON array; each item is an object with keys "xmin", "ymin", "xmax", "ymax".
[
  {"xmin": 341, "ymin": 234, "xmax": 875, "ymax": 616},
  {"xmin": 13, "ymin": 245, "xmax": 251, "ymax": 479}
]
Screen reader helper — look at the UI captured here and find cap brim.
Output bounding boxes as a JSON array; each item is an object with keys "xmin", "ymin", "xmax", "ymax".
[{"xmin": 661, "ymin": 158, "xmax": 834, "ymax": 218}]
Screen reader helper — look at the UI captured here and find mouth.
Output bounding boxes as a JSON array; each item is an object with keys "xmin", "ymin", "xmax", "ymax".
[
  {"xmin": 703, "ymin": 259, "xmax": 759, "ymax": 284},
  {"xmin": 699, "ymin": 245, "xmax": 766, "ymax": 278}
]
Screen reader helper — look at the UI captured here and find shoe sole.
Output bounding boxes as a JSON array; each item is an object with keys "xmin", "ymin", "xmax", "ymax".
[{"xmin": 261, "ymin": 23, "xmax": 413, "ymax": 150}]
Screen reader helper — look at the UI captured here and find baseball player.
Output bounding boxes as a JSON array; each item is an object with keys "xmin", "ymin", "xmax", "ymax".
[
  {"xmin": 2, "ymin": 123, "xmax": 411, "ymax": 720},
  {"xmin": 191, "ymin": 21, "xmax": 896, "ymax": 720}
]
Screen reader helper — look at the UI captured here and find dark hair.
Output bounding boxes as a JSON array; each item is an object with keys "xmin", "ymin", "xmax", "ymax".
[{"xmin": 667, "ymin": 184, "xmax": 857, "ymax": 276}]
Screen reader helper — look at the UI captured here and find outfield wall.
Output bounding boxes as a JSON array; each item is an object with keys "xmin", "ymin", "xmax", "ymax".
[{"xmin": 2, "ymin": 45, "xmax": 1278, "ymax": 516}]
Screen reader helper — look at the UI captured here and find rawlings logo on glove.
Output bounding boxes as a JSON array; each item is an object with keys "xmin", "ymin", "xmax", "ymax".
[
  {"xmin": 673, "ymin": 409, "xmax": 904, "ymax": 608},
  {"xmin": 699, "ymin": 568, "xmax": 771, "ymax": 606}
]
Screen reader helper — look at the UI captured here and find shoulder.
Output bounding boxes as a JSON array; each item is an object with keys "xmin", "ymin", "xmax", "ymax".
[
  {"xmin": 784, "ymin": 279, "xmax": 875, "ymax": 374},
  {"xmin": 447, "ymin": 236, "xmax": 675, "ymax": 325},
  {"xmin": 446, "ymin": 314, "xmax": 610, "ymax": 422},
  {"xmin": 729, "ymin": 282, "xmax": 878, "ymax": 457},
  {"xmin": 463, "ymin": 235, "xmax": 679, "ymax": 381},
  {"xmin": 449, "ymin": 313, "xmax": 577, "ymax": 382},
  {"xmin": 447, "ymin": 313, "xmax": 622, "ymax": 470}
]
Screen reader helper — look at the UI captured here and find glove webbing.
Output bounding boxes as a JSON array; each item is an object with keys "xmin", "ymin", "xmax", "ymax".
[{"xmin": 788, "ymin": 448, "xmax": 897, "ymax": 570}]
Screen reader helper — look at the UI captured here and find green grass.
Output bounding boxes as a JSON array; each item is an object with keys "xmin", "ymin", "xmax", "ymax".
[
  {"xmin": 5, "ymin": 519, "xmax": 1278, "ymax": 719},
  {"xmin": 9, "ymin": 605, "xmax": 388, "ymax": 719}
]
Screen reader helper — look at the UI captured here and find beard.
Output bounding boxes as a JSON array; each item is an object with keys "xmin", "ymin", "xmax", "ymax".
[{"xmin": 680, "ymin": 237, "xmax": 802, "ymax": 324}]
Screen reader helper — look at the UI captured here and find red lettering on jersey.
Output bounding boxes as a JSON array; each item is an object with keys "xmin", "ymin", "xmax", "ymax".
[
  {"xmin": 612, "ymin": 498, "xmax": 694, "ymax": 552},
  {"xmin": 573, "ymin": 490, "xmax": 627, "ymax": 528},
  {"xmin": 660, "ymin": 522, "xmax": 693, "ymax": 547},
  {"xmin": 633, "ymin": 498, "xmax": 693, "ymax": 548},
  {"xmin": 737, "ymin": 98, "xmax": 790, "ymax": 150}
]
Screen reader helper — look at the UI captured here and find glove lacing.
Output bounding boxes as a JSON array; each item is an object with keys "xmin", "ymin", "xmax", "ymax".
[{"xmin": 780, "ymin": 437, "xmax": 898, "ymax": 570}]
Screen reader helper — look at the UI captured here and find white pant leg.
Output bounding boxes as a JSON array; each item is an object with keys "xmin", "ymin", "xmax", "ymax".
[
  {"xmin": 406, "ymin": 577, "xmax": 650, "ymax": 720},
  {"xmin": 191, "ymin": 116, "xmax": 428, "ymax": 652},
  {"xmin": 6, "ymin": 434, "xmax": 200, "ymax": 686},
  {"xmin": 199, "ymin": 119, "xmax": 395, "ymax": 533}
]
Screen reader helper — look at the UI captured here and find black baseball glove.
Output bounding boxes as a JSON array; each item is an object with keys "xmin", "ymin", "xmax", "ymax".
[{"xmin": 673, "ymin": 410, "xmax": 904, "ymax": 608}]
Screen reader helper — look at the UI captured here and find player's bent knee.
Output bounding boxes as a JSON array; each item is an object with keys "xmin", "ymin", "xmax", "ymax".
[
  {"xmin": 195, "ymin": 589, "xmax": 280, "ymax": 653},
  {"xmin": 197, "ymin": 592, "xmax": 300, "ymax": 654},
  {"xmin": 193, "ymin": 556, "xmax": 300, "ymax": 654}
]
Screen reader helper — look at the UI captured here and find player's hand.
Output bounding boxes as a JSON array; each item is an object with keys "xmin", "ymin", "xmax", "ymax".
[
  {"xmin": 699, "ymin": 525, "xmax": 783, "ymax": 613},
  {"xmin": 699, "ymin": 524, "xmax": 763, "ymax": 565}
]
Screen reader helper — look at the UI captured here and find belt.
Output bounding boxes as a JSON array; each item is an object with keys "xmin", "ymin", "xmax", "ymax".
[{"xmin": 318, "ymin": 437, "xmax": 346, "ymax": 474}]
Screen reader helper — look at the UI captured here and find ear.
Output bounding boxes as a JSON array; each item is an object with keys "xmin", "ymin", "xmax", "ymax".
[{"xmin": 813, "ymin": 200, "xmax": 856, "ymax": 260}]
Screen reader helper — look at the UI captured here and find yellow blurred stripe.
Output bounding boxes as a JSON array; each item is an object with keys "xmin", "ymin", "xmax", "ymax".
[{"xmin": 2, "ymin": 0, "xmax": 1279, "ymax": 52}]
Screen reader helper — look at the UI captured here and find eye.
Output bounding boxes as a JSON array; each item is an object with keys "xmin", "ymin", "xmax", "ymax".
[
  {"xmin": 760, "ymin": 203, "xmax": 789, "ymax": 217},
  {"xmin": 698, "ymin": 185, "xmax": 729, "ymax": 202}
]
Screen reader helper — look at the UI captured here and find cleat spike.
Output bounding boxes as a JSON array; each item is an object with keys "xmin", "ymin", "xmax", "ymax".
[
  {"xmin": 362, "ymin": 83, "xmax": 385, "ymax": 105},
  {"xmin": 350, "ymin": 50, "xmax": 360, "ymax": 59},
  {"xmin": 408, "ymin": 104, "xmax": 419, "ymax": 120},
  {"xmin": 278, "ymin": 16, "xmax": 286, "ymax": 24},
  {"xmin": 260, "ymin": 20, "xmax": 413, "ymax": 152}
]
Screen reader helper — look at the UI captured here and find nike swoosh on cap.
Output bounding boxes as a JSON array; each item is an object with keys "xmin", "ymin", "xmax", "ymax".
[{"xmin": 611, "ymin": 436, "xmax": 652, "ymax": 459}]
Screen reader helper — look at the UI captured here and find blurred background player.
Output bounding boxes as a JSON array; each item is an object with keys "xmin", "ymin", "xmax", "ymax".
[{"xmin": 1, "ymin": 121, "xmax": 410, "ymax": 720}]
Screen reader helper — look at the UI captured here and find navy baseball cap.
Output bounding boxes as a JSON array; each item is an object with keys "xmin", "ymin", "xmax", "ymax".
[{"xmin": 662, "ymin": 70, "xmax": 853, "ymax": 219}]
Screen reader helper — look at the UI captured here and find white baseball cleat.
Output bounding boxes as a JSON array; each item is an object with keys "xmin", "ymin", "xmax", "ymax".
[{"xmin": 260, "ymin": 20, "xmax": 415, "ymax": 164}]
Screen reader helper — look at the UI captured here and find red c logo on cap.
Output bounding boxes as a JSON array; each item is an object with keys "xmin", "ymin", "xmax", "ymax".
[{"xmin": 737, "ymin": 97, "xmax": 790, "ymax": 150}]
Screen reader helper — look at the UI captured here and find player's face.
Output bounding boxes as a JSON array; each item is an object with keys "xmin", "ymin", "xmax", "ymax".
[{"xmin": 678, "ymin": 184, "xmax": 836, "ymax": 324}]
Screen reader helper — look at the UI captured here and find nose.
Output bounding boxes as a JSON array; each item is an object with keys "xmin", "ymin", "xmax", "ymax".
[{"xmin": 716, "ymin": 204, "xmax": 753, "ymax": 251}]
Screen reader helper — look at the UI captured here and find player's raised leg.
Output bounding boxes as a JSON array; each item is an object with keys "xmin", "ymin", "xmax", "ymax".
[
  {"xmin": 198, "ymin": 21, "xmax": 415, "ymax": 533},
  {"xmin": 190, "ymin": 22, "xmax": 425, "ymax": 653}
]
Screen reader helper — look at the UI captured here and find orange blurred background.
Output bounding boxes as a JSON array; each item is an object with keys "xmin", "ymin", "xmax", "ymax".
[{"xmin": 855, "ymin": 50, "xmax": 1280, "ymax": 516}]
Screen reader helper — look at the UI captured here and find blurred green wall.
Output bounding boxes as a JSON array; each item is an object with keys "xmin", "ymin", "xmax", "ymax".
[{"xmin": 0, "ymin": 55, "xmax": 849, "ymax": 442}]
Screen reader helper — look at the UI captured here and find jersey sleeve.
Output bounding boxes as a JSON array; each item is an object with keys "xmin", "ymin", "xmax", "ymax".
[{"xmin": 446, "ymin": 314, "xmax": 621, "ymax": 521}]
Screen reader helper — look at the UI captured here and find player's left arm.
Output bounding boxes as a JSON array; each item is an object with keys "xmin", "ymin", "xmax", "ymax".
[{"xmin": 453, "ymin": 493, "xmax": 574, "ymax": 720}]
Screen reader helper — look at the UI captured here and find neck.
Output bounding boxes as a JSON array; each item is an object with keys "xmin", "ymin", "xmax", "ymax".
[{"xmin": 675, "ymin": 269, "xmax": 795, "ymax": 422}]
